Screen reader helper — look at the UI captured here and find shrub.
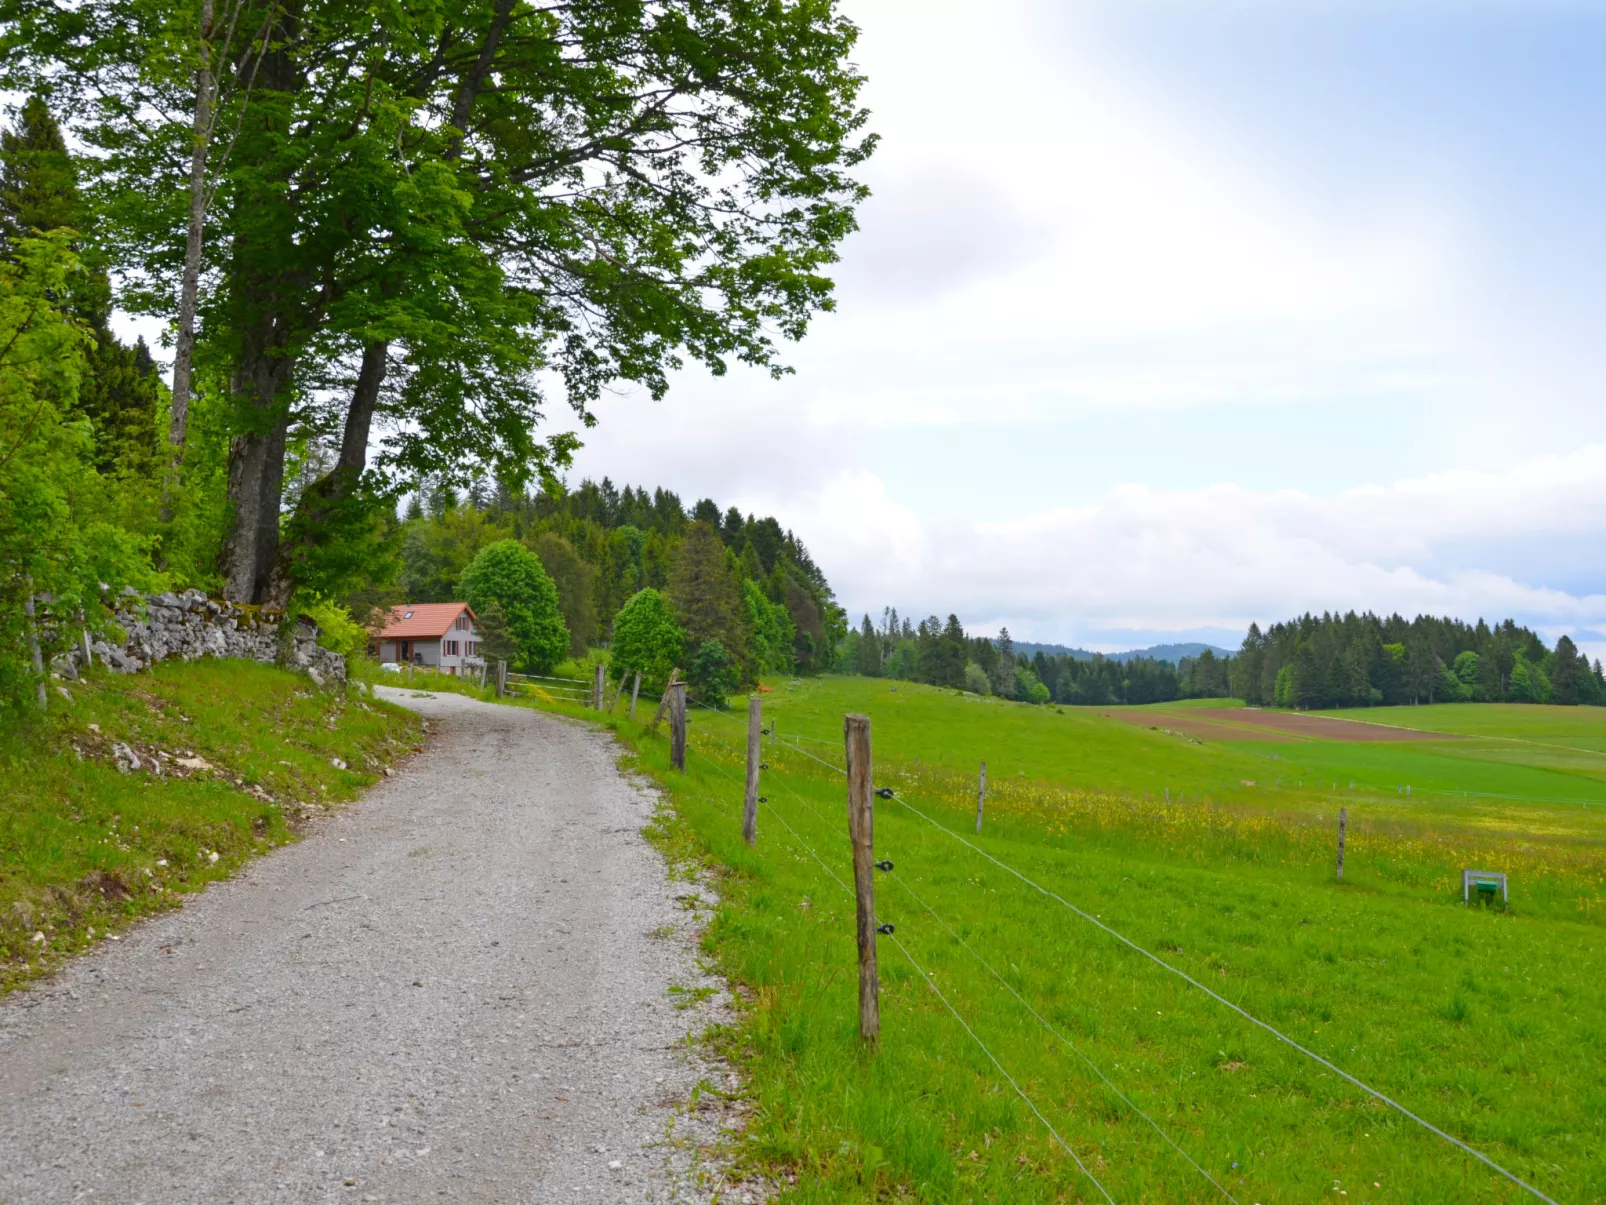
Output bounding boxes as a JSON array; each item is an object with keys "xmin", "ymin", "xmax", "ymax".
[
  {"xmin": 300, "ymin": 595, "xmax": 367, "ymax": 658},
  {"xmin": 610, "ymin": 588, "xmax": 685, "ymax": 691},
  {"xmin": 963, "ymin": 661, "xmax": 991, "ymax": 695},
  {"xmin": 687, "ymin": 639, "xmax": 737, "ymax": 709}
]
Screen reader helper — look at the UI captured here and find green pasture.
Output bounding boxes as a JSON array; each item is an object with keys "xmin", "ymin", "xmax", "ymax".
[
  {"xmin": 759, "ymin": 678, "xmax": 1606, "ymax": 834},
  {"xmin": 538, "ymin": 676, "xmax": 1606, "ymax": 1202}
]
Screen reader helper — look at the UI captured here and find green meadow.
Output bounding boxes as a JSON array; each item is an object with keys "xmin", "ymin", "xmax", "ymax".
[{"xmin": 557, "ymin": 677, "xmax": 1606, "ymax": 1203}]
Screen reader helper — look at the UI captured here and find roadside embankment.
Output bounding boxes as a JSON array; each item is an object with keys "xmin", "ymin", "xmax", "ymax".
[{"xmin": 0, "ymin": 659, "xmax": 421, "ymax": 993}]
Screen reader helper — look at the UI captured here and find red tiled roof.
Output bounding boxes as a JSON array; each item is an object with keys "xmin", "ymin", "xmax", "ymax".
[{"xmin": 373, "ymin": 602, "xmax": 475, "ymax": 639}]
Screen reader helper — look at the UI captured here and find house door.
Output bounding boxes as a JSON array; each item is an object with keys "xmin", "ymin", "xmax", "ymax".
[{"xmin": 400, "ymin": 640, "xmax": 411, "ymax": 662}]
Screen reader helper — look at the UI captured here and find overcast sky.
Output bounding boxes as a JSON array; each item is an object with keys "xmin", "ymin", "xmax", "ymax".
[
  {"xmin": 541, "ymin": 0, "xmax": 1606, "ymax": 655},
  {"xmin": 90, "ymin": 2, "xmax": 1601, "ymax": 654}
]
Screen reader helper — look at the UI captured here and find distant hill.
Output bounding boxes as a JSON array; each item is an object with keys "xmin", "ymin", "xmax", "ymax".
[{"xmin": 1010, "ymin": 640, "xmax": 1236, "ymax": 665}]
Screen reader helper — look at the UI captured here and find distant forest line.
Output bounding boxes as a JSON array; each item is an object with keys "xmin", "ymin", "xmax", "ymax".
[
  {"xmin": 386, "ymin": 479, "xmax": 1600, "ymax": 711},
  {"xmin": 835, "ymin": 609, "xmax": 1605, "ymax": 710}
]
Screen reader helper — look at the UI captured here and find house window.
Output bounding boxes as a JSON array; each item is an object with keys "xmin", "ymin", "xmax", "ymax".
[{"xmin": 447, "ymin": 640, "xmax": 459, "ymax": 656}]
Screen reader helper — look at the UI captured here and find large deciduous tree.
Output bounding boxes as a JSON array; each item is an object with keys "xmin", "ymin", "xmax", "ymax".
[
  {"xmin": 458, "ymin": 538, "xmax": 567, "ymax": 673},
  {"xmin": 3, "ymin": 0, "xmax": 873, "ymax": 605}
]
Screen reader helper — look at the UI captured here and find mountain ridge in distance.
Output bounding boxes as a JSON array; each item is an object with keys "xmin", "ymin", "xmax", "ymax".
[{"xmin": 1009, "ymin": 640, "xmax": 1236, "ymax": 665}]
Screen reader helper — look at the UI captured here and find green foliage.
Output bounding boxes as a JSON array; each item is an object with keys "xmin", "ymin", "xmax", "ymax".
[
  {"xmin": 1014, "ymin": 665, "xmax": 1050, "ymax": 704},
  {"xmin": 5, "ymin": 0, "xmax": 873, "ymax": 603},
  {"xmin": 686, "ymin": 639, "xmax": 737, "ymax": 709},
  {"xmin": 298, "ymin": 596, "xmax": 367, "ymax": 658},
  {"xmin": 1234, "ymin": 613, "xmax": 1594, "ymax": 709},
  {"xmin": 743, "ymin": 578, "xmax": 796, "ymax": 674},
  {"xmin": 609, "ymin": 588, "xmax": 685, "ymax": 691},
  {"xmin": 1507, "ymin": 653, "xmax": 1552, "ymax": 703},
  {"xmin": 0, "ymin": 233, "xmax": 149, "ymax": 713},
  {"xmin": 667, "ymin": 522, "xmax": 750, "ymax": 678},
  {"xmin": 533, "ymin": 531, "xmax": 598, "ymax": 658},
  {"xmin": 472, "ymin": 600, "xmax": 518, "ymax": 667},
  {"xmin": 0, "ymin": 95, "xmax": 78, "ymax": 240},
  {"xmin": 458, "ymin": 539, "xmax": 568, "ymax": 674},
  {"xmin": 962, "ymin": 661, "xmax": 991, "ymax": 695}
]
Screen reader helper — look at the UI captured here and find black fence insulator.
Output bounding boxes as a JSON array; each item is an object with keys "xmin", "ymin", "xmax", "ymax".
[
  {"xmin": 758, "ymin": 796, "xmax": 767, "ymax": 803},
  {"xmin": 760, "ymin": 763, "xmax": 770, "ymax": 770},
  {"xmin": 875, "ymin": 923, "xmax": 895, "ymax": 935},
  {"xmin": 874, "ymin": 859, "xmax": 894, "ymax": 872},
  {"xmin": 761, "ymin": 727, "xmax": 772, "ymax": 735},
  {"xmin": 874, "ymin": 786, "xmax": 895, "ymax": 799}
]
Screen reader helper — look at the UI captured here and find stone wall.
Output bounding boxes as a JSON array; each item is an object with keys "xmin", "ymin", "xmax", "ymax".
[{"xmin": 51, "ymin": 589, "xmax": 347, "ymax": 687}]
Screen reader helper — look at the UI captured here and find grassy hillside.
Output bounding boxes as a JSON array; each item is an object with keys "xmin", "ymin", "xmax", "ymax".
[
  {"xmin": 532, "ymin": 675, "xmax": 1604, "ymax": 1203},
  {"xmin": 0, "ymin": 661, "xmax": 422, "ymax": 993}
]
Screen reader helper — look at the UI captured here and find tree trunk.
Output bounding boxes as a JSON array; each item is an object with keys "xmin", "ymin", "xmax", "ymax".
[
  {"xmin": 214, "ymin": 13, "xmax": 309, "ymax": 604},
  {"xmin": 261, "ymin": 339, "xmax": 388, "ymax": 607},
  {"xmin": 220, "ymin": 319, "xmax": 296, "ymax": 602},
  {"xmin": 166, "ymin": 0, "xmax": 215, "ymax": 462}
]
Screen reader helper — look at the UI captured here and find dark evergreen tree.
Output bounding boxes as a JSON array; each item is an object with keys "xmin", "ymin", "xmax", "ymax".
[{"xmin": 667, "ymin": 521, "xmax": 751, "ymax": 678}]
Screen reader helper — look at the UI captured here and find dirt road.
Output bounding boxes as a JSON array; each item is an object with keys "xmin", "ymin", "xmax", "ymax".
[{"xmin": 0, "ymin": 687, "xmax": 743, "ymax": 1203}]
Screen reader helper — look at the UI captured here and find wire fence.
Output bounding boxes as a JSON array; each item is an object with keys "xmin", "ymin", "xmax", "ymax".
[{"xmin": 584, "ymin": 689, "xmax": 1557, "ymax": 1202}]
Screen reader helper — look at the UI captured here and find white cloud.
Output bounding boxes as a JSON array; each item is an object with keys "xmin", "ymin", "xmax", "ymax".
[{"xmin": 780, "ymin": 445, "xmax": 1606, "ymax": 655}]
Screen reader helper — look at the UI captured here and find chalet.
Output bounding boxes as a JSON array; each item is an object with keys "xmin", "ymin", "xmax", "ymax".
[{"xmin": 371, "ymin": 602, "xmax": 482, "ymax": 675}]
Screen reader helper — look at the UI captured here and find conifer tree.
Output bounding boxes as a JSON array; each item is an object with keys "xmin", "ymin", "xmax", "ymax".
[
  {"xmin": 0, "ymin": 98, "xmax": 156, "ymax": 472},
  {"xmin": 667, "ymin": 522, "xmax": 750, "ymax": 677}
]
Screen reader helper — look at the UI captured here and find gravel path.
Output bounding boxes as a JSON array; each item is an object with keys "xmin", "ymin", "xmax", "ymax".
[{"xmin": 0, "ymin": 687, "xmax": 750, "ymax": 1204}]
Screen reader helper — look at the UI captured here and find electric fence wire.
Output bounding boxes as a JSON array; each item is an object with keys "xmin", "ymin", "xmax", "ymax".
[
  {"xmin": 678, "ymin": 737, "xmax": 1118, "ymax": 1204},
  {"xmin": 889, "ymin": 794, "xmax": 1559, "ymax": 1205},
  {"xmin": 594, "ymin": 696, "xmax": 1554, "ymax": 1198},
  {"xmin": 884, "ymin": 869, "xmax": 1239, "ymax": 1204},
  {"xmin": 883, "ymin": 929, "xmax": 1116, "ymax": 1205},
  {"xmin": 771, "ymin": 734, "xmax": 849, "ymax": 777},
  {"xmin": 735, "ymin": 734, "xmax": 1231, "ymax": 1203}
]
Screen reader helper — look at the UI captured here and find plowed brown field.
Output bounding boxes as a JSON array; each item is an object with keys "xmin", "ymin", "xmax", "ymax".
[
  {"xmin": 1193, "ymin": 708, "xmax": 1458, "ymax": 741},
  {"xmin": 1102, "ymin": 710, "xmax": 1297, "ymax": 742},
  {"xmin": 1104, "ymin": 708, "xmax": 1460, "ymax": 742}
]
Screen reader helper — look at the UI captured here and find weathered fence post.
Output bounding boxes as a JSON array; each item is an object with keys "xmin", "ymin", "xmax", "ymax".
[
  {"xmin": 496, "ymin": 659, "xmax": 507, "ymax": 699},
  {"xmin": 628, "ymin": 669, "xmax": 643, "ymax": 720},
  {"xmin": 743, "ymin": 695, "xmax": 762, "ymax": 845},
  {"xmin": 649, "ymin": 668, "xmax": 680, "ymax": 730},
  {"xmin": 1336, "ymin": 806, "xmax": 1348, "ymax": 880},
  {"xmin": 845, "ymin": 713, "xmax": 879, "ymax": 1045},
  {"xmin": 975, "ymin": 760, "xmax": 987, "ymax": 833},
  {"xmin": 593, "ymin": 661, "xmax": 605, "ymax": 709},
  {"xmin": 669, "ymin": 682, "xmax": 687, "ymax": 772}
]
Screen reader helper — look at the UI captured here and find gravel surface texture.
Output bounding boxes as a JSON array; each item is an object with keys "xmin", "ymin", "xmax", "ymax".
[{"xmin": 0, "ymin": 687, "xmax": 754, "ymax": 1203}]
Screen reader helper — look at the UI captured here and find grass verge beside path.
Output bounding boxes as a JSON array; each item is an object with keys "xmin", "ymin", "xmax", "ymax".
[
  {"xmin": 517, "ymin": 678, "xmax": 1601, "ymax": 1203},
  {"xmin": 1, "ymin": 660, "xmax": 422, "ymax": 994}
]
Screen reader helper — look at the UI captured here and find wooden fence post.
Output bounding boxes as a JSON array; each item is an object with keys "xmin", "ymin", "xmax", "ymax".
[
  {"xmin": 669, "ymin": 682, "xmax": 687, "ymax": 772},
  {"xmin": 496, "ymin": 659, "xmax": 507, "ymax": 699},
  {"xmin": 743, "ymin": 695, "xmax": 762, "ymax": 845},
  {"xmin": 628, "ymin": 669, "xmax": 642, "ymax": 720},
  {"xmin": 1336, "ymin": 806, "xmax": 1347, "ymax": 881},
  {"xmin": 975, "ymin": 760, "xmax": 987, "ymax": 833},
  {"xmin": 845, "ymin": 713, "xmax": 879, "ymax": 1046},
  {"xmin": 649, "ymin": 668, "xmax": 681, "ymax": 730},
  {"xmin": 593, "ymin": 661, "xmax": 605, "ymax": 709}
]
